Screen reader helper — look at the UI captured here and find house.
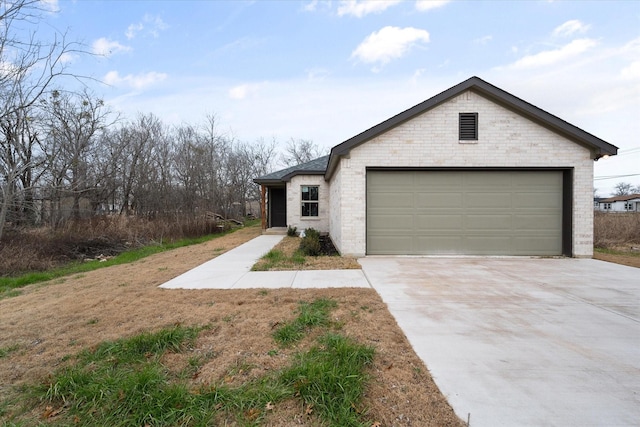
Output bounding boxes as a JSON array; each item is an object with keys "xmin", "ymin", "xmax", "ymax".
[
  {"xmin": 596, "ymin": 194, "xmax": 640, "ymax": 212},
  {"xmin": 254, "ymin": 77, "xmax": 618, "ymax": 257}
]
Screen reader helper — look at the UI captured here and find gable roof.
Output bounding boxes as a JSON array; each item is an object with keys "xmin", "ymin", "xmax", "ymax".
[
  {"xmin": 325, "ymin": 76, "xmax": 618, "ymax": 179},
  {"xmin": 599, "ymin": 194, "xmax": 640, "ymax": 203},
  {"xmin": 253, "ymin": 155, "xmax": 329, "ymax": 185}
]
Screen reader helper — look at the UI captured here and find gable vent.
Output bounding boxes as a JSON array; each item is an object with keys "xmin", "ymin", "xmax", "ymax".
[{"xmin": 459, "ymin": 113, "xmax": 478, "ymax": 140}]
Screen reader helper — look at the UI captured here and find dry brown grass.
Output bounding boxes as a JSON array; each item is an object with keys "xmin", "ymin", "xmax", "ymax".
[
  {"xmin": 0, "ymin": 226, "xmax": 463, "ymax": 426},
  {"xmin": 0, "ymin": 216, "xmax": 231, "ymax": 276},
  {"xmin": 594, "ymin": 212, "xmax": 640, "ymax": 249}
]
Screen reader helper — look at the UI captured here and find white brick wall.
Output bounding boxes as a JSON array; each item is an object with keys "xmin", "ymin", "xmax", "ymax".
[
  {"xmin": 286, "ymin": 175, "xmax": 330, "ymax": 233},
  {"xmin": 330, "ymin": 90, "xmax": 594, "ymax": 257}
]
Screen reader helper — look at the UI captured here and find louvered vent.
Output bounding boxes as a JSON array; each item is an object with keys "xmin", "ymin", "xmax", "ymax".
[{"xmin": 459, "ymin": 113, "xmax": 478, "ymax": 140}]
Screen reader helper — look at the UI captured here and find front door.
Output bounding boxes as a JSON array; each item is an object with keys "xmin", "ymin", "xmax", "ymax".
[{"xmin": 269, "ymin": 187, "xmax": 287, "ymax": 227}]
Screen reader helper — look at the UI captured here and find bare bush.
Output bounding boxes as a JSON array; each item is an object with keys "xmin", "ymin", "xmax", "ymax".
[
  {"xmin": 0, "ymin": 216, "xmax": 231, "ymax": 276},
  {"xmin": 594, "ymin": 212, "xmax": 640, "ymax": 249}
]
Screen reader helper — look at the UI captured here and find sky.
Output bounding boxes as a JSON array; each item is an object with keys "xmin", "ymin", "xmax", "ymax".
[{"xmin": 38, "ymin": 0, "xmax": 640, "ymax": 196}]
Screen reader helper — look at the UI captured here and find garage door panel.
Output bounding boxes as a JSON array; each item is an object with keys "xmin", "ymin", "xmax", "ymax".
[
  {"xmin": 367, "ymin": 170, "xmax": 563, "ymax": 255},
  {"xmin": 466, "ymin": 193, "xmax": 512, "ymax": 208},
  {"xmin": 513, "ymin": 237, "xmax": 560, "ymax": 254},
  {"xmin": 415, "ymin": 236, "xmax": 463, "ymax": 252},
  {"xmin": 416, "ymin": 214, "xmax": 463, "ymax": 230},
  {"xmin": 415, "ymin": 172, "xmax": 463, "ymax": 187},
  {"xmin": 465, "ymin": 236, "xmax": 514, "ymax": 253},
  {"xmin": 514, "ymin": 214, "xmax": 562, "ymax": 230},
  {"xmin": 368, "ymin": 213, "xmax": 414, "ymax": 230},
  {"xmin": 466, "ymin": 214, "xmax": 513, "ymax": 230},
  {"xmin": 416, "ymin": 192, "xmax": 463, "ymax": 208},
  {"xmin": 368, "ymin": 192, "xmax": 414, "ymax": 208},
  {"xmin": 368, "ymin": 236, "xmax": 414, "ymax": 254}
]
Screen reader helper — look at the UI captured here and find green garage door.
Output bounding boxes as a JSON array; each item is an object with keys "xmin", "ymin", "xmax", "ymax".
[{"xmin": 366, "ymin": 170, "xmax": 563, "ymax": 255}]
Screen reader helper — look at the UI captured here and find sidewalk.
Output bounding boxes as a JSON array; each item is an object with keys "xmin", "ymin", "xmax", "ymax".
[{"xmin": 159, "ymin": 235, "xmax": 370, "ymax": 289}]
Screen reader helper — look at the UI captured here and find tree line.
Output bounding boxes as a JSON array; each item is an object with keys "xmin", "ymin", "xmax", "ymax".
[
  {"xmin": 0, "ymin": 87, "xmax": 283, "ymax": 239},
  {"xmin": 0, "ymin": 1, "xmax": 329, "ymax": 240}
]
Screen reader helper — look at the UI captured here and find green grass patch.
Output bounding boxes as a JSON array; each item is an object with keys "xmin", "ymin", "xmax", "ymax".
[
  {"xmin": 273, "ymin": 298, "xmax": 337, "ymax": 346},
  {"xmin": 595, "ymin": 247, "xmax": 640, "ymax": 257},
  {"xmin": 281, "ymin": 333, "xmax": 374, "ymax": 427},
  {"xmin": 252, "ymin": 248, "xmax": 307, "ymax": 271},
  {"xmin": 4, "ymin": 298, "xmax": 375, "ymax": 427},
  {"xmin": 0, "ymin": 225, "xmax": 251, "ymax": 300},
  {"xmin": 0, "ymin": 344, "xmax": 20, "ymax": 359}
]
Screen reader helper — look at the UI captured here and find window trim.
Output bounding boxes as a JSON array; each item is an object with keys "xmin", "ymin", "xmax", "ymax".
[{"xmin": 301, "ymin": 185, "xmax": 319, "ymax": 217}]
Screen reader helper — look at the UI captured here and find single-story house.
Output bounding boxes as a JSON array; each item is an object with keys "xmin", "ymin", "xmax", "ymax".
[
  {"xmin": 595, "ymin": 194, "xmax": 640, "ymax": 212},
  {"xmin": 254, "ymin": 77, "xmax": 618, "ymax": 257}
]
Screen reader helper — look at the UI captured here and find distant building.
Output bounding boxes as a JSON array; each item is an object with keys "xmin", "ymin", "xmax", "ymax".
[{"xmin": 595, "ymin": 194, "xmax": 640, "ymax": 212}]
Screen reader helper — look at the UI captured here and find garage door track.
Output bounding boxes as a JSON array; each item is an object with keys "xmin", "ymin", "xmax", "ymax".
[{"xmin": 359, "ymin": 257, "xmax": 640, "ymax": 427}]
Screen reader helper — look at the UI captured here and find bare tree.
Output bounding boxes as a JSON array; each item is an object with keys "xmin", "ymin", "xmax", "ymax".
[
  {"xmin": 41, "ymin": 89, "xmax": 113, "ymax": 221},
  {"xmin": 0, "ymin": 0, "xmax": 83, "ymax": 238},
  {"xmin": 613, "ymin": 182, "xmax": 634, "ymax": 197},
  {"xmin": 280, "ymin": 138, "xmax": 326, "ymax": 167}
]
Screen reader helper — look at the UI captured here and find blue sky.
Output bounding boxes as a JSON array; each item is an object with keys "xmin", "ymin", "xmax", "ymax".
[{"xmin": 44, "ymin": 0, "xmax": 639, "ymax": 196}]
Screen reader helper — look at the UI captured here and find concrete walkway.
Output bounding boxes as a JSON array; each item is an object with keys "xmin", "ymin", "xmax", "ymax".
[
  {"xmin": 159, "ymin": 235, "xmax": 370, "ymax": 289},
  {"xmin": 160, "ymin": 236, "xmax": 640, "ymax": 426}
]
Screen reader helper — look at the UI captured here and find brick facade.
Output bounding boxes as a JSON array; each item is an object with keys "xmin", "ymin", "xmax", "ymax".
[
  {"xmin": 286, "ymin": 175, "xmax": 330, "ymax": 233},
  {"xmin": 328, "ymin": 90, "xmax": 594, "ymax": 257}
]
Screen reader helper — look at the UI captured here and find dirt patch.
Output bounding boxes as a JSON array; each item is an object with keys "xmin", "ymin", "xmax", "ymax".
[
  {"xmin": 593, "ymin": 251, "xmax": 640, "ymax": 268},
  {"xmin": 0, "ymin": 227, "xmax": 462, "ymax": 426}
]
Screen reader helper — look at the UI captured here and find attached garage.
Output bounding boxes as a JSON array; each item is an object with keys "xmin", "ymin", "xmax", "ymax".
[
  {"xmin": 366, "ymin": 170, "xmax": 569, "ymax": 256},
  {"xmin": 256, "ymin": 77, "xmax": 619, "ymax": 257}
]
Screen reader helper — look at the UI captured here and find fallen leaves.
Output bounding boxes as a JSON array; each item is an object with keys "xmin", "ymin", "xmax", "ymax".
[{"xmin": 42, "ymin": 405, "xmax": 63, "ymax": 419}]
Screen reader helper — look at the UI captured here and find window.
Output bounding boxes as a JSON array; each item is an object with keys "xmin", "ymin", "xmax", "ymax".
[
  {"xmin": 459, "ymin": 113, "xmax": 478, "ymax": 140},
  {"xmin": 301, "ymin": 185, "xmax": 319, "ymax": 217},
  {"xmin": 624, "ymin": 202, "xmax": 634, "ymax": 211},
  {"xmin": 603, "ymin": 203, "xmax": 611, "ymax": 210}
]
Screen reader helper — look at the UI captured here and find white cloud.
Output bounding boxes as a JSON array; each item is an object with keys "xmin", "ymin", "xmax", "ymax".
[
  {"xmin": 40, "ymin": 0, "xmax": 60, "ymax": 13},
  {"xmin": 508, "ymin": 38, "xmax": 598, "ymax": 69},
  {"xmin": 306, "ymin": 68, "xmax": 330, "ymax": 81},
  {"xmin": 474, "ymin": 35, "xmax": 493, "ymax": 45},
  {"xmin": 126, "ymin": 23, "xmax": 144, "ymax": 40},
  {"xmin": 125, "ymin": 14, "xmax": 169, "ymax": 40},
  {"xmin": 144, "ymin": 14, "xmax": 169, "ymax": 38},
  {"xmin": 337, "ymin": 0, "xmax": 401, "ymax": 18},
  {"xmin": 92, "ymin": 38, "xmax": 132, "ymax": 57},
  {"xmin": 351, "ymin": 26, "xmax": 430, "ymax": 67},
  {"xmin": 621, "ymin": 61, "xmax": 640, "ymax": 80},
  {"xmin": 104, "ymin": 71, "xmax": 167, "ymax": 90},
  {"xmin": 553, "ymin": 19, "xmax": 591, "ymax": 38},
  {"xmin": 415, "ymin": 0, "xmax": 451, "ymax": 12},
  {"xmin": 228, "ymin": 83, "xmax": 262, "ymax": 100}
]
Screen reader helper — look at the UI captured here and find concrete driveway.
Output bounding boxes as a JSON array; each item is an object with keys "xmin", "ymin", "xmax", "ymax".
[{"xmin": 359, "ymin": 257, "xmax": 640, "ymax": 427}]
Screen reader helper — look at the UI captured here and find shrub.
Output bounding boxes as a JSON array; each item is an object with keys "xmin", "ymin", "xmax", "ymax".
[
  {"xmin": 287, "ymin": 225, "xmax": 298, "ymax": 237},
  {"xmin": 300, "ymin": 228, "xmax": 321, "ymax": 256},
  {"xmin": 594, "ymin": 212, "xmax": 640, "ymax": 248}
]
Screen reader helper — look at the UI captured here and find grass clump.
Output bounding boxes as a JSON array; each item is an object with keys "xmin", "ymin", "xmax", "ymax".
[
  {"xmin": 25, "ymin": 325, "xmax": 206, "ymax": 427},
  {"xmin": 252, "ymin": 246, "xmax": 306, "ymax": 271},
  {"xmin": 0, "ymin": 344, "xmax": 19, "ymax": 359},
  {"xmin": 281, "ymin": 333, "xmax": 375, "ymax": 427},
  {"xmin": 273, "ymin": 298, "xmax": 337, "ymax": 345},
  {"xmin": 6, "ymin": 298, "xmax": 376, "ymax": 427}
]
